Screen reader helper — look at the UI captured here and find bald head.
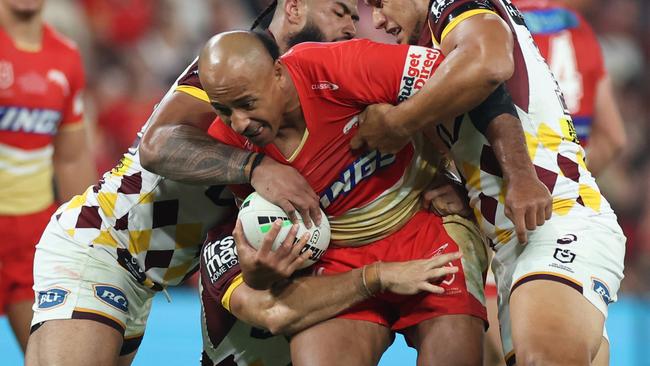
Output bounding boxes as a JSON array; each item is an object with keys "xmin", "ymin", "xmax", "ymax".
[
  {"xmin": 197, "ymin": 31, "xmax": 297, "ymax": 146},
  {"xmin": 198, "ymin": 31, "xmax": 280, "ymax": 95}
]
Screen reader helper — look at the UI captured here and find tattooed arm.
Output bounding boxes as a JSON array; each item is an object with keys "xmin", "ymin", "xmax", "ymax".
[
  {"xmin": 140, "ymin": 91, "xmax": 252, "ymax": 184},
  {"xmin": 139, "ymin": 91, "xmax": 322, "ymax": 225}
]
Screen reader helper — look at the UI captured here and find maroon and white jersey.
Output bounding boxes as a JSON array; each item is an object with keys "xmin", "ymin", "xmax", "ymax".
[
  {"xmin": 199, "ymin": 226, "xmax": 290, "ymax": 366},
  {"xmin": 423, "ymin": 0, "xmax": 614, "ymax": 246}
]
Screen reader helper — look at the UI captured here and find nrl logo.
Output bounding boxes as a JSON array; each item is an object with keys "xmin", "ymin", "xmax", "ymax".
[{"xmin": 0, "ymin": 60, "xmax": 13, "ymax": 89}]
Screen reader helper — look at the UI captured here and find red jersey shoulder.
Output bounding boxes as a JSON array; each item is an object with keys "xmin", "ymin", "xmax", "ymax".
[{"xmin": 44, "ymin": 24, "xmax": 81, "ymax": 54}]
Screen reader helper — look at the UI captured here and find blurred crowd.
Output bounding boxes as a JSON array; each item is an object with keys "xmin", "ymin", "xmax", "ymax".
[{"xmin": 42, "ymin": 0, "xmax": 649, "ymax": 296}]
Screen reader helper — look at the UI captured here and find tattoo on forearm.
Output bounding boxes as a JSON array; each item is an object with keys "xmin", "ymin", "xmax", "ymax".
[{"xmin": 150, "ymin": 124, "xmax": 252, "ymax": 185}]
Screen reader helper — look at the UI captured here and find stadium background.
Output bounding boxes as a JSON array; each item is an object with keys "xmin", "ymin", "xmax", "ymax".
[{"xmin": 1, "ymin": 0, "xmax": 649, "ymax": 364}]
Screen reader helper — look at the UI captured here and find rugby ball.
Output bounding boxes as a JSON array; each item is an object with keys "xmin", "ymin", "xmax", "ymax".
[{"xmin": 238, "ymin": 192, "xmax": 330, "ymax": 269}]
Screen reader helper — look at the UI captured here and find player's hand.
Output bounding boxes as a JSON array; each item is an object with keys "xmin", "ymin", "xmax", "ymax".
[
  {"xmin": 234, "ymin": 219, "xmax": 312, "ymax": 290},
  {"xmin": 250, "ymin": 156, "xmax": 321, "ymax": 228},
  {"xmin": 350, "ymin": 103, "xmax": 410, "ymax": 154},
  {"xmin": 380, "ymin": 252, "xmax": 462, "ymax": 295},
  {"xmin": 504, "ymin": 174, "xmax": 552, "ymax": 244},
  {"xmin": 422, "ymin": 183, "xmax": 472, "ymax": 218}
]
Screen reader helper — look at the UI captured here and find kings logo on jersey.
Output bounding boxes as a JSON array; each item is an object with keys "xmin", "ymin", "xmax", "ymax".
[{"xmin": 0, "ymin": 106, "xmax": 62, "ymax": 135}]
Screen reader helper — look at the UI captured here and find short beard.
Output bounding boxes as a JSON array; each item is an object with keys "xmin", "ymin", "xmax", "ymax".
[
  {"xmin": 407, "ymin": 18, "xmax": 425, "ymax": 45},
  {"xmin": 10, "ymin": 8, "xmax": 39, "ymax": 21},
  {"xmin": 286, "ymin": 19, "xmax": 326, "ymax": 48}
]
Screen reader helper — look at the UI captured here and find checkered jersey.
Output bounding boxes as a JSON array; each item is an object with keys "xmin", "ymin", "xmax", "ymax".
[
  {"xmin": 430, "ymin": 0, "xmax": 614, "ymax": 247},
  {"xmin": 55, "ymin": 60, "xmax": 236, "ymax": 289},
  {"xmin": 54, "ymin": 143, "xmax": 235, "ymax": 289}
]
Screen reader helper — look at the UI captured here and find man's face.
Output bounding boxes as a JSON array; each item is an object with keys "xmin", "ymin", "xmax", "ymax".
[
  {"xmin": 1, "ymin": 0, "xmax": 44, "ymax": 19},
  {"xmin": 367, "ymin": 0, "xmax": 427, "ymax": 45},
  {"xmin": 209, "ymin": 67, "xmax": 285, "ymax": 147},
  {"xmin": 287, "ymin": 0, "xmax": 360, "ymax": 47}
]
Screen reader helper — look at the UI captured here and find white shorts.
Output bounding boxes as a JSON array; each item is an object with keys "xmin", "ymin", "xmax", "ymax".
[
  {"xmin": 32, "ymin": 217, "xmax": 155, "ymax": 354},
  {"xmin": 491, "ymin": 213, "xmax": 626, "ymax": 362}
]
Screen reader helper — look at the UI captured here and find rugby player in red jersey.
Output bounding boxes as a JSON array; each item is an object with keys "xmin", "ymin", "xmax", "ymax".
[
  {"xmin": 139, "ymin": 0, "xmax": 363, "ymax": 227},
  {"xmin": 25, "ymin": 2, "xmax": 469, "ymax": 365},
  {"xmin": 365, "ymin": 1, "xmax": 626, "ymax": 365},
  {"xmin": 0, "ymin": 0, "xmax": 95, "ymax": 351},
  {"xmin": 200, "ymin": 31, "xmax": 494, "ymax": 366}
]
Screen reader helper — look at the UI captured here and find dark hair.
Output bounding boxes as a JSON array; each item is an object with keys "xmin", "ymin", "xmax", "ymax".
[
  {"xmin": 253, "ymin": 30, "xmax": 280, "ymax": 61},
  {"xmin": 250, "ymin": 0, "xmax": 278, "ymax": 30}
]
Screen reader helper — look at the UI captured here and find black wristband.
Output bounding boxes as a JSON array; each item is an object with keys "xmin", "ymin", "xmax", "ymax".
[
  {"xmin": 468, "ymin": 84, "xmax": 519, "ymax": 136},
  {"xmin": 249, "ymin": 152, "xmax": 266, "ymax": 182}
]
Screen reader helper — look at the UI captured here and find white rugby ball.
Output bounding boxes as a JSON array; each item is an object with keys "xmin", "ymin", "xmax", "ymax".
[{"xmin": 238, "ymin": 192, "xmax": 330, "ymax": 269}]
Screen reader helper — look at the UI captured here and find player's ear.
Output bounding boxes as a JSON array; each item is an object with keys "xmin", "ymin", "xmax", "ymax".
[
  {"xmin": 273, "ymin": 60, "xmax": 284, "ymax": 81},
  {"xmin": 285, "ymin": 0, "xmax": 305, "ymax": 25}
]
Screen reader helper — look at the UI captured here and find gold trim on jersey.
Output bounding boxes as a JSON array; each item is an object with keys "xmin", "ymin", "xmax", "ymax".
[
  {"xmin": 439, "ymin": 9, "xmax": 497, "ymax": 44},
  {"xmin": 175, "ymin": 85, "xmax": 210, "ymax": 103},
  {"xmin": 74, "ymin": 307, "xmax": 126, "ymax": 330},
  {"xmin": 329, "ymin": 136, "xmax": 440, "ymax": 247},
  {"xmin": 14, "ymin": 40, "xmax": 42, "ymax": 53},
  {"xmin": 0, "ymin": 144, "xmax": 55, "ymax": 214},
  {"xmin": 514, "ymin": 271, "xmax": 583, "ymax": 289},
  {"xmin": 443, "ymin": 214, "xmax": 489, "ymax": 304},
  {"xmin": 58, "ymin": 121, "xmax": 85, "ymax": 132},
  {"xmin": 222, "ymin": 273, "xmax": 245, "ymax": 312},
  {"xmin": 287, "ymin": 129, "xmax": 310, "ymax": 163}
]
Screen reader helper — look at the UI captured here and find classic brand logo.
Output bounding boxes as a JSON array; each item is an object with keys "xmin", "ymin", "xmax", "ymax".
[{"xmin": 311, "ymin": 81, "xmax": 339, "ymax": 91}]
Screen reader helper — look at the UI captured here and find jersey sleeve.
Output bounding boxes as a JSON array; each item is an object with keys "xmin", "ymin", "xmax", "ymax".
[
  {"xmin": 200, "ymin": 221, "xmax": 244, "ymax": 312},
  {"xmin": 429, "ymin": 0, "xmax": 498, "ymax": 45},
  {"xmin": 60, "ymin": 49, "xmax": 85, "ymax": 128},
  {"xmin": 174, "ymin": 59, "xmax": 210, "ymax": 103},
  {"xmin": 283, "ymin": 39, "xmax": 445, "ymax": 106}
]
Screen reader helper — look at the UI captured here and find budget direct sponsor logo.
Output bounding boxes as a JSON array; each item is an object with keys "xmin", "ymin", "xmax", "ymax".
[
  {"xmin": 37, "ymin": 288, "xmax": 70, "ymax": 309},
  {"xmin": 398, "ymin": 47, "xmax": 440, "ymax": 102},
  {"xmin": 203, "ymin": 235, "xmax": 239, "ymax": 283},
  {"xmin": 94, "ymin": 285, "xmax": 128, "ymax": 313}
]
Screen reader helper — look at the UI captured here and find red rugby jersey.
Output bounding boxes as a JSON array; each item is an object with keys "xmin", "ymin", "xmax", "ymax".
[
  {"xmin": 209, "ymin": 39, "xmax": 444, "ymax": 246},
  {"xmin": 0, "ymin": 24, "xmax": 85, "ymax": 214}
]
